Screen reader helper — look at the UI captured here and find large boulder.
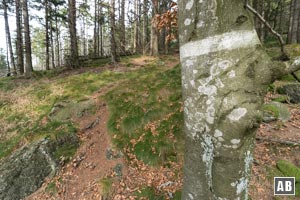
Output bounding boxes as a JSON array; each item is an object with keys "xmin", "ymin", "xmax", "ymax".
[
  {"xmin": 277, "ymin": 84, "xmax": 300, "ymax": 103},
  {"xmin": 0, "ymin": 139, "xmax": 57, "ymax": 200}
]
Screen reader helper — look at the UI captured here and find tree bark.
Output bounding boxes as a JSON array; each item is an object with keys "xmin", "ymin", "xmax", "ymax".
[
  {"xmin": 22, "ymin": 0, "xmax": 33, "ymax": 77},
  {"xmin": 49, "ymin": 7, "xmax": 56, "ymax": 69},
  {"xmin": 110, "ymin": 0, "xmax": 119, "ymax": 63},
  {"xmin": 120, "ymin": 0, "xmax": 126, "ymax": 54},
  {"xmin": 93, "ymin": 0, "xmax": 99, "ymax": 57},
  {"xmin": 150, "ymin": 0, "xmax": 159, "ymax": 56},
  {"xmin": 179, "ymin": 0, "xmax": 300, "ymax": 199},
  {"xmin": 54, "ymin": 6, "xmax": 61, "ymax": 67},
  {"xmin": 287, "ymin": 0, "xmax": 300, "ymax": 44},
  {"xmin": 134, "ymin": 0, "xmax": 140, "ymax": 53},
  {"xmin": 3, "ymin": 0, "xmax": 16, "ymax": 75},
  {"xmin": 16, "ymin": 0, "xmax": 24, "ymax": 74},
  {"xmin": 68, "ymin": 0, "xmax": 79, "ymax": 68},
  {"xmin": 142, "ymin": 0, "xmax": 149, "ymax": 55},
  {"xmin": 45, "ymin": 0, "xmax": 50, "ymax": 70}
]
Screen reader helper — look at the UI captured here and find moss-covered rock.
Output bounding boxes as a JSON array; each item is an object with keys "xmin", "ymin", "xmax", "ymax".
[
  {"xmin": 277, "ymin": 160, "xmax": 300, "ymax": 196},
  {"xmin": 49, "ymin": 100, "xmax": 96, "ymax": 121},
  {"xmin": 271, "ymin": 95, "xmax": 289, "ymax": 103},
  {"xmin": 262, "ymin": 102, "xmax": 290, "ymax": 122},
  {"xmin": 0, "ymin": 139, "xmax": 56, "ymax": 200},
  {"xmin": 0, "ymin": 129, "xmax": 79, "ymax": 200},
  {"xmin": 277, "ymin": 160, "xmax": 300, "ymax": 182},
  {"xmin": 277, "ymin": 84, "xmax": 300, "ymax": 103}
]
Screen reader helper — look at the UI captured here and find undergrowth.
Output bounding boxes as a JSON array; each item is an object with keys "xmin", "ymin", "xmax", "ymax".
[{"xmin": 105, "ymin": 64, "xmax": 184, "ymax": 166}]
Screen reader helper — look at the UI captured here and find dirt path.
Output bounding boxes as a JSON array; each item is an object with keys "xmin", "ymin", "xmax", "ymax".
[
  {"xmin": 26, "ymin": 84, "xmax": 125, "ymax": 200},
  {"xmin": 26, "ymin": 55, "xmax": 182, "ymax": 200}
]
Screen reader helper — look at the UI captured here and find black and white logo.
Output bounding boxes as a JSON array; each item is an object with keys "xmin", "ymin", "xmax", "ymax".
[{"xmin": 274, "ymin": 177, "xmax": 295, "ymax": 195}]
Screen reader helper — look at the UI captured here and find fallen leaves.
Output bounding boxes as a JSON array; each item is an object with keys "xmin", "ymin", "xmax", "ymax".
[{"xmin": 103, "ymin": 148, "xmax": 183, "ymax": 199}]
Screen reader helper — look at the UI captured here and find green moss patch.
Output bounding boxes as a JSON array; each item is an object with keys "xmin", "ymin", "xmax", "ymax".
[
  {"xmin": 277, "ymin": 160, "xmax": 300, "ymax": 196},
  {"xmin": 262, "ymin": 102, "xmax": 290, "ymax": 122},
  {"xmin": 105, "ymin": 64, "xmax": 184, "ymax": 166}
]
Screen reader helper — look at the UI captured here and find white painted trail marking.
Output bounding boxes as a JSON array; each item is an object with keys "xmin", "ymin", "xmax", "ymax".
[{"xmin": 180, "ymin": 30, "xmax": 260, "ymax": 59}]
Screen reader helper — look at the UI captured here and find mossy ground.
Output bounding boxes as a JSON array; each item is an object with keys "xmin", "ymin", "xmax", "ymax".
[
  {"xmin": 0, "ymin": 55, "xmax": 183, "ymax": 199},
  {"xmin": 0, "ymin": 56, "xmax": 146, "ymax": 160},
  {"xmin": 104, "ymin": 63, "xmax": 184, "ymax": 166}
]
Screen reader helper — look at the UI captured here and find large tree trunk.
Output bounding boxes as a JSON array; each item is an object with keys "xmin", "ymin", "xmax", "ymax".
[
  {"xmin": 3, "ymin": 0, "xmax": 16, "ymax": 75},
  {"xmin": 15, "ymin": 0, "xmax": 24, "ymax": 74},
  {"xmin": 22, "ymin": 0, "xmax": 33, "ymax": 77},
  {"xmin": 179, "ymin": 0, "xmax": 300, "ymax": 199},
  {"xmin": 68, "ymin": 0, "xmax": 79, "ymax": 68}
]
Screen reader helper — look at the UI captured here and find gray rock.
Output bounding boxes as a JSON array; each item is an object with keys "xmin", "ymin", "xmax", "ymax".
[
  {"xmin": 262, "ymin": 101, "xmax": 290, "ymax": 122},
  {"xmin": 277, "ymin": 84, "xmax": 300, "ymax": 103},
  {"xmin": 0, "ymin": 139, "xmax": 57, "ymax": 200},
  {"xmin": 49, "ymin": 100, "xmax": 96, "ymax": 121},
  {"xmin": 114, "ymin": 163, "xmax": 123, "ymax": 177},
  {"xmin": 106, "ymin": 148, "xmax": 123, "ymax": 160}
]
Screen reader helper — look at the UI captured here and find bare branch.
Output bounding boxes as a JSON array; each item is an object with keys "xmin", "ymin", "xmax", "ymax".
[
  {"xmin": 244, "ymin": 3, "xmax": 285, "ymax": 54},
  {"xmin": 256, "ymin": 136, "xmax": 300, "ymax": 146}
]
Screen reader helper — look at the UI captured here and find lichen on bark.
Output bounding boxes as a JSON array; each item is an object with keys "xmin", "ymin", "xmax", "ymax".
[{"xmin": 179, "ymin": 0, "xmax": 275, "ymax": 199}]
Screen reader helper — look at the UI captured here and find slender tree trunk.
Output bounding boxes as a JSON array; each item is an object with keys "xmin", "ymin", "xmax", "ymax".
[
  {"xmin": 55, "ymin": 7, "xmax": 60, "ymax": 67},
  {"xmin": 287, "ymin": 0, "xmax": 295, "ymax": 44},
  {"xmin": 94, "ymin": 0, "xmax": 99, "ymax": 57},
  {"xmin": 68, "ymin": 0, "xmax": 79, "ymax": 68},
  {"xmin": 100, "ymin": 11, "xmax": 103, "ymax": 57},
  {"xmin": 120, "ymin": 0, "xmax": 126, "ymax": 54},
  {"xmin": 5, "ymin": 38, "xmax": 10, "ymax": 75},
  {"xmin": 142, "ymin": 0, "xmax": 148, "ymax": 55},
  {"xmin": 150, "ymin": 0, "xmax": 159, "ymax": 56},
  {"xmin": 49, "ymin": 7, "xmax": 55, "ymax": 69},
  {"xmin": 134, "ymin": 0, "xmax": 139, "ymax": 53},
  {"xmin": 98, "ymin": 2, "xmax": 101, "ymax": 56},
  {"xmin": 16, "ymin": 0, "xmax": 24, "ymax": 74},
  {"xmin": 292, "ymin": 0, "xmax": 300, "ymax": 43},
  {"xmin": 22, "ymin": 0, "xmax": 33, "ymax": 77},
  {"xmin": 110, "ymin": 0, "xmax": 119, "ymax": 63},
  {"xmin": 296, "ymin": 0, "xmax": 300, "ymax": 43},
  {"xmin": 159, "ymin": 1, "xmax": 167, "ymax": 54},
  {"xmin": 278, "ymin": 0, "xmax": 284, "ymax": 34},
  {"xmin": 287, "ymin": 0, "xmax": 299, "ymax": 43},
  {"xmin": 45, "ymin": 0, "xmax": 50, "ymax": 70},
  {"xmin": 3, "ymin": 0, "xmax": 16, "ymax": 75},
  {"xmin": 178, "ymin": 0, "xmax": 300, "ymax": 199},
  {"xmin": 260, "ymin": 0, "xmax": 265, "ymax": 42}
]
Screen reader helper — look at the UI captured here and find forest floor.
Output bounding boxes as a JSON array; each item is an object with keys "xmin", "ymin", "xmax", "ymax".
[
  {"xmin": 249, "ymin": 104, "xmax": 300, "ymax": 200},
  {"xmin": 1, "ymin": 54, "xmax": 300, "ymax": 199}
]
